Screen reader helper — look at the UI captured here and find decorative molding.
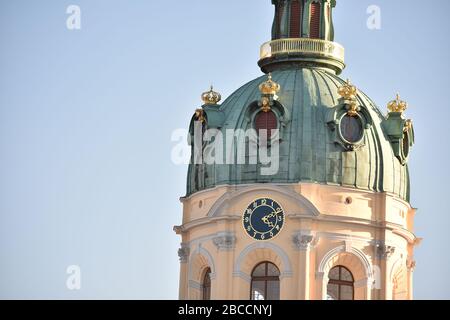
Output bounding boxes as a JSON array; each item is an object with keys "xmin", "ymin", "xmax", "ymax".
[
  {"xmin": 234, "ymin": 242, "xmax": 293, "ymax": 276},
  {"xmin": 188, "ymin": 245, "xmax": 216, "ymax": 282},
  {"xmin": 314, "ymin": 231, "xmax": 373, "ymax": 247},
  {"xmin": 318, "ymin": 245, "xmax": 373, "ymax": 279},
  {"xmin": 178, "ymin": 243, "xmax": 190, "ymax": 263},
  {"xmin": 207, "ymin": 184, "xmax": 321, "ymax": 217},
  {"xmin": 406, "ymin": 258, "xmax": 416, "ymax": 271},
  {"xmin": 345, "ymin": 240, "xmax": 353, "ymax": 253},
  {"xmin": 280, "ymin": 271, "xmax": 294, "ymax": 279},
  {"xmin": 188, "ymin": 280, "xmax": 201, "ymax": 290},
  {"xmin": 389, "ymin": 257, "xmax": 404, "ymax": 283},
  {"xmin": 315, "ymin": 271, "xmax": 325, "ymax": 280},
  {"xmin": 354, "ymin": 277, "xmax": 372, "ymax": 289},
  {"xmin": 392, "ymin": 228, "xmax": 418, "ymax": 245},
  {"xmin": 375, "ymin": 241, "xmax": 396, "ymax": 260},
  {"xmin": 292, "ymin": 230, "xmax": 315, "ymax": 250},
  {"xmin": 212, "ymin": 232, "xmax": 236, "ymax": 251},
  {"xmin": 232, "ymin": 271, "xmax": 251, "ymax": 283},
  {"xmin": 175, "ymin": 216, "xmax": 240, "ymax": 234}
]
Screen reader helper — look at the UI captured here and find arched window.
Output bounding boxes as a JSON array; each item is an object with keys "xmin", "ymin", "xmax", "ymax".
[
  {"xmin": 255, "ymin": 111, "xmax": 278, "ymax": 140},
  {"xmin": 327, "ymin": 266, "xmax": 354, "ymax": 300},
  {"xmin": 250, "ymin": 262, "xmax": 280, "ymax": 300},
  {"xmin": 202, "ymin": 268, "xmax": 211, "ymax": 300},
  {"xmin": 310, "ymin": 2, "xmax": 321, "ymax": 39}
]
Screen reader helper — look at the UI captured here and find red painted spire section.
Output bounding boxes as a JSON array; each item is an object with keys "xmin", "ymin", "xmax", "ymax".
[
  {"xmin": 290, "ymin": 0, "xmax": 302, "ymax": 38},
  {"xmin": 310, "ymin": 2, "xmax": 321, "ymax": 39}
]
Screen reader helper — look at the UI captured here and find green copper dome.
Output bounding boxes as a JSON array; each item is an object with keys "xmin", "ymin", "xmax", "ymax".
[
  {"xmin": 187, "ymin": 68, "xmax": 411, "ymax": 201},
  {"xmin": 186, "ymin": 0, "xmax": 414, "ymax": 201}
]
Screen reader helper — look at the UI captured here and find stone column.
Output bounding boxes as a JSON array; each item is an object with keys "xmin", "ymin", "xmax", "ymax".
[
  {"xmin": 293, "ymin": 232, "xmax": 315, "ymax": 299},
  {"xmin": 375, "ymin": 241, "xmax": 395, "ymax": 300},
  {"xmin": 406, "ymin": 258, "xmax": 416, "ymax": 300},
  {"xmin": 315, "ymin": 271, "xmax": 327, "ymax": 300},
  {"xmin": 211, "ymin": 232, "xmax": 236, "ymax": 300},
  {"xmin": 177, "ymin": 243, "xmax": 190, "ymax": 300}
]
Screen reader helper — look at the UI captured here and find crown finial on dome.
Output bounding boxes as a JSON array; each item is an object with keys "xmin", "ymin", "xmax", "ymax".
[
  {"xmin": 201, "ymin": 85, "xmax": 221, "ymax": 105},
  {"xmin": 258, "ymin": 73, "xmax": 281, "ymax": 112},
  {"xmin": 338, "ymin": 79, "xmax": 360, "ymax": 116},
  {"xmin": 387, "ymin": 93, "xmax": 408, "ymax": 114},
  {"xmin": 338, "ymin": 79, "xmax": 357, "ymax": 101},
  {"xmin": 259, "ymin": 73, "xmax": 281, "ymax": 97}
]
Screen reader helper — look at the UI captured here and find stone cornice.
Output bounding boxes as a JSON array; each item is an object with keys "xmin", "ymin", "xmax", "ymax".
[{"xmin": 175, "ymin": 215, "xmax": 240, "ymax": 233}]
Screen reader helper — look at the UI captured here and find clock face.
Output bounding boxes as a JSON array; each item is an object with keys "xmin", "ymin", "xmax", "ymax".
[{"xmin": 243, "ymin": 198, "xmax": 285, "ymax": 241}]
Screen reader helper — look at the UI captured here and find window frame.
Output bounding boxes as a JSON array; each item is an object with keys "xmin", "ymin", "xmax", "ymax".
[
  {"xmin": 202, "ymin": 267, "xmax": 212, "ymax": 300},
  {"xmin": 254, "ymin": 110, "xmax": 279, "ymax": 141},
  {"xmin": 327, "ymin": 265, "xmax": 355, "ymax": 300},
  {"xmin": 250, "ymin": 261, "xmax": 281, "ymax": 300}
]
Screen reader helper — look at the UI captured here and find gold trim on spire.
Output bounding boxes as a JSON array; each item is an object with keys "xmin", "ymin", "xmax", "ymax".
[
  {"xmin": 404, "ymin": 119, "xmax": 413, "ymax": 132},
  {"xmin": 387, "ymin": 93, "xmax": 408, "ymax": 114},
  {"xmin": 201, "ymin": 85, "xmax": 221, "ymax": 105},
  {"xmin": 194, "ymin": 108, "xmax": 206, "ymax": 123}
]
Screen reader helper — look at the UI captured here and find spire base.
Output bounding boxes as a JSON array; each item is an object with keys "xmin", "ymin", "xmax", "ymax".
[{"xmin": 258, "ymin": 38, "xmax": 345, "ymax": 74}]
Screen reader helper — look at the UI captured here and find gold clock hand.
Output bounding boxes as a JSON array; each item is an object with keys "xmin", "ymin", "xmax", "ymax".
[{"xmin": 261, "ymin": 211, "xmax": 279, "ymax": 228}]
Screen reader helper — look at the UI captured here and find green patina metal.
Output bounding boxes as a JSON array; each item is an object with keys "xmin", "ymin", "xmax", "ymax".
[
  {"xmin": 185, "ymin": 0, "xmax": 413, "ymax": 201},
  {"xmin": 186, "ymin": 69, "xmax": 411, "ymax": 201}
]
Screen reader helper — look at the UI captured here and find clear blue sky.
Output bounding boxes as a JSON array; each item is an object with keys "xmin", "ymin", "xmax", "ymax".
[{"xmin": 0, "ymin": 0, "xmax": 449, "ymax": 299}]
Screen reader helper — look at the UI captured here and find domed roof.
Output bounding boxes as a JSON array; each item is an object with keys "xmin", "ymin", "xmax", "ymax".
[{"xmin": 187, "ymin": 68, "xmax": 411, "ymax": 201}]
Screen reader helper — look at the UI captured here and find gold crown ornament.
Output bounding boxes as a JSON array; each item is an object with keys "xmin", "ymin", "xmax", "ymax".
[
  {"xmin": 259, "ymin": 73, "xmax": 281, "ymax": 97},
  {"xmin": 201, "ymin": 86, "xmax": 221, "ymax": 105},
  {"xmin": 338, "ymin": 79, "xmax": 357, "ymax": 101},
  {"xmin": 387, "ymin": 93, "xmax": 408, "ymax": 114}
]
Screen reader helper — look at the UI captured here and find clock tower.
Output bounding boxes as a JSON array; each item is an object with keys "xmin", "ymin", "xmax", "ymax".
[{"xmin": 174, "ymin": 0, "xmax": 420, "ymax": 300}]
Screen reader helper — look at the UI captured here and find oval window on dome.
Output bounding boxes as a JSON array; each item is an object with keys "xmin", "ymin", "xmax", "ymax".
[
  {"xmin": 340, "ymin": 115, "xmax": 364, "ymax": 143},
  {"xmin": 402, "ymin": 132, "xmax": 410, "ymax": 159},
  {"xmin": 255, "ymin": 111, "xmax": 278, "ymax": 140}
]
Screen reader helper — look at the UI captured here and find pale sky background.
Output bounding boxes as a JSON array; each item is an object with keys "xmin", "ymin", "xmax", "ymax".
[{"xmin": 0, "ymin": 0, "xmax": 449, "ymax": 299}]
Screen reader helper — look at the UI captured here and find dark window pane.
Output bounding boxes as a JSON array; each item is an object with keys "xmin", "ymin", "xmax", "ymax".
[
  {"xmin": 327, "ymin": 266, "xmax": 355, "ymax": 300},
  {"xmin": 202, "ymin": 268, "xmax": 211, "ymax": 300},
  {"xmin": 327, "ymin": 283, "xmax": 339, "ymax": 300},
  {"xmin": 203, "ymin": 286, "xmax": 210, "ymax": 300},
  {"xmin": 340, "ymin": 285, "xmax": 354, "ymax": 300},
  {"xmin": 329, "ymin": 267, "xmax": 340, "ymax": 280},
  {"xmin": 340, "ymin": 115, "xmax": 363, "ymax": 143},
  {"xmin": 252, "ymin": 263, "xmax": 266, "ymax": 277},
  {"xmin": 251, "ymin": 262, "xmax": 280, "ymax": 300},
  {"xmin": 340, "ymin": 267, "xmax": 353, "ymax": 282},
  {"xmin": 266, "ymin": 280, "xmax": 280, "ymax": 300},
  {"xmin": 255, "ymin": 111, "xmax": 278, "ymax": 140},
  {"xmin": 402, "ymin": 132, "xmax": 410, "ymax": 157},
  {"xmin": 251, "ymin": 281, "xmax": 266, "ymax": 300},
  {"xmin": 267, "ymin": 263, "xmax": 280, "ymax": 277}
]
